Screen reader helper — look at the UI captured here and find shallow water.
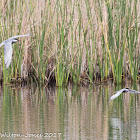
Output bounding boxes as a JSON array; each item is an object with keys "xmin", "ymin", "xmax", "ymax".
[{"xmin": 0, "ymin": 82, "xmax": 140, "ymax": 139}]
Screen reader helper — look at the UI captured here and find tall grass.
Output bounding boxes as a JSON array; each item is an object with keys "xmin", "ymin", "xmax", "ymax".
[{"xmin": 0, "ymin": 0, "xmax": 139, "ymax": 85}]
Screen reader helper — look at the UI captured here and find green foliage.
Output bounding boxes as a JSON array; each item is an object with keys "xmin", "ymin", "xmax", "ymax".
[{"xmin": 0, "ymin": 0, "xmax": 139, "ymax": 85}]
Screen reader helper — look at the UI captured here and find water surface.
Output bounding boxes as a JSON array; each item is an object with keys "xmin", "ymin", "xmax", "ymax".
[{"xmin": 0, "ymin": 82, "xmax": 140, "ymax": 139}]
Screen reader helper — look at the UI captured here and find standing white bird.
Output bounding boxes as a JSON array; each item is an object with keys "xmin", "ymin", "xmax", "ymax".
[
  {"xmin": 110, "ymin": 88, "xmax": 140, "ymax": 100},
  {"xmin": 0, "ymin": 34, "xmax": 30, "ymax": 69}
]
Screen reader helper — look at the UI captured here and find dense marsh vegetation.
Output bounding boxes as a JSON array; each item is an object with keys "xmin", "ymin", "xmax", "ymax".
[{"xmin": 0, "ymin": 0, "xmax": 140, "ymax": 86}]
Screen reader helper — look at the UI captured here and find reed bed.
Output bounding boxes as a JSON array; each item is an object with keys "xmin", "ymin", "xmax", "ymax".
[{"xmin": 0, "ymin": 0, "xmax": 140, "ymax": 86}]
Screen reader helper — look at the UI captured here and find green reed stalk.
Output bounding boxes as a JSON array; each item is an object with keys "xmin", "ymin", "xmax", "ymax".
[
  {"xmin": 95, "ymin": 1, "xmax": 110, "ymax": 81},
  {"xmin": 55, "ymin": 0, "xmax": 67, "ymax": 86},
  {"xmin": 0, "ymin": 0, "xmax": 140, "ymax": 85},
  {"xmin": 126, "ymin": 0, "xmax": 139, "ymax": 81},
  {"xmin": 70, "ymin": 2, "xmax": 82, "ymax": 84},
  {"xmin": 39, "ymin": 18, "xmax": 47, "ymax": 84},
  {"xmin": 84, "ymin": 0, "xmax": 94, "ymax": 83}
]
